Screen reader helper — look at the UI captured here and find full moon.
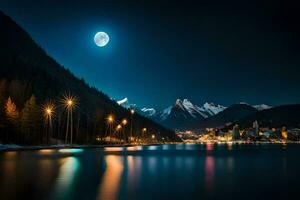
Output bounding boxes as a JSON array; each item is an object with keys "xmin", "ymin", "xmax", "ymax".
[{"xmin": 94, "ymin": 32, "xmax": 109, "ymax": 47}]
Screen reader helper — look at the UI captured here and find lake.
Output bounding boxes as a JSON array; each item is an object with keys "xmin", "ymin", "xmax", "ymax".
[{"xmin": 0, "ymin": 143, "xmax": 299, "ymax": 200}]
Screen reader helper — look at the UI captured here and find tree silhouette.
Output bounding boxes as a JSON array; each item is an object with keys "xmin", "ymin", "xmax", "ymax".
[{"xmin": 21, "ymin": 95, "xmax": 42, "ymax": 144}]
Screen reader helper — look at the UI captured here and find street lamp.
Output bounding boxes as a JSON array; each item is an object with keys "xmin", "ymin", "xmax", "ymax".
[
  {"xmin": 122, "ymin": 119, "xmax": 127, "ymax": 125},
  {"xmin": 121, "ymin": 119, "xmax": 128, "ymax": 142},
  {"xmin": 106, "ymin": 115, "xmax": 114, "ymax": 141},
  {"xmin": 142, "ymin": 128, "xmax": 147, "ymax": 140},
  {"xmin": 43, "ymin": 103, "xmax": 54, "ymax": 145},
  {"xmin": 62, "ymin": 94, "xmax": 77, "ymax": 145},
  {"xmin": 115, "ymin": 124, "xmax": 122, "ymax": 143},
  {"xmin": 130, "ymin": 109, "xmax": 135, "ymax": 142},
  {"xmin": 116, "ymin": 124, "xmax": 122, "ymax": 131}
]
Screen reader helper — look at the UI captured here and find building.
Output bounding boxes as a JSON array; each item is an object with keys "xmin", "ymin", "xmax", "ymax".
[
  {"xmin": 232, "ymin": 124, "xmax": 240, "ymax": 140},
  {"xmin": 253, "ymin": 121, "xmax": 259, "ymax": 137}
]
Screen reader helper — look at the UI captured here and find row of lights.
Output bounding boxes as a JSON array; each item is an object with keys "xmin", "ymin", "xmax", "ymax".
[
  {"xmin": 43, "ymin": 94, "xmax": 77, "ymax": 145},
  {"xmin": 106, "ymin": 109, "xmax": 155, "ymax": 140},
  {"xmin": 44, "ymin": 99, "xmax": 156, "ymax": 143}
]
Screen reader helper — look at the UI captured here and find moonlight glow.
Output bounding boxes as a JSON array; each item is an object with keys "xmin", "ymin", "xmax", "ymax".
[{"xmin": 94, "ymin": 32, "xmax": 109, "ymax": 47}]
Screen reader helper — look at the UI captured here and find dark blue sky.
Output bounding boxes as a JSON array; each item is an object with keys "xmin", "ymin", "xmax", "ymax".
[{"xmin": 1, "ymin": 0, "xmax": 300, "ymax": 109}]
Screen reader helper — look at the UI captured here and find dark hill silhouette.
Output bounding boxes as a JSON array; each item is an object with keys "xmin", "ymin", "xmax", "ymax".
[{"xmin": 238, "ymin": 104, "xmax": 300, "ymax": 128}]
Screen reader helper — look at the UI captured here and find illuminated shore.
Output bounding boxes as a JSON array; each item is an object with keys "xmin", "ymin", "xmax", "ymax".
[{"xmin": 1, "ymin": 140, "xmax": 300, "ymax": 151}]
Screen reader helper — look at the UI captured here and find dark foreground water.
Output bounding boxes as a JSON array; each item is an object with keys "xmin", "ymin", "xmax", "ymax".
[{"xmin": 0, "ymin": 144, "xmax": 299, "ymax": 200}]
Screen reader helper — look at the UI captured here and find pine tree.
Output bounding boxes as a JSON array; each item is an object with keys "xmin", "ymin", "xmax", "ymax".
[
  {"xmin": 21, "ymin": 95, "xmax": 42, "ymax": 144},
  {"xmin": 5, "ymin": 96, "xmax": 19, "ymax": 142},
  {"xmin": 5, "ymin": 97, "xmax": 19, "ymax": 126}
]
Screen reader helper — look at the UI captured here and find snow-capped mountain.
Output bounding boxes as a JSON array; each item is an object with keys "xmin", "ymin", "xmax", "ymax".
[
  {"xmin": 117, "ymin": 97, "xmax": 136, "ymax": 109},
  {"xmin": 141, "ymin": 107, "xmax": 157, "ymax": 116},
  {"xmin": 116, "ymin": 97, "xmax": 272, "ymax": 130},
  {"xmin": 152, "ymin": 99, "xmax": 226, "ymax": 128},
  {"xmin": 116, "ymin": 98, "xmax": 156, "ymax": 117},
  {"xmin": 201, "ymin": 102, "xmax": 227, "ymax": 115},
  {"xmin": 156, "ymin": 99, "xmax": 225, "ymax": 121},
  {"xmin": 253, "ymin": 104, "xmax": 272, "ymax": 111},
  {"xmin": 238, "ymin": 102, "xmax": 272, "ymax": 111}
]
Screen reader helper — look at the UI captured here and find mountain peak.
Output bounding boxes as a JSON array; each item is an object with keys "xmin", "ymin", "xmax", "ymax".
[
  {"xmin": 117, "ymin": 97, "xmax": 128, "ymax": 105},
  {"xmin": 203, "ymin": 102, "xmax": 226, "ymax": 115},
  {"xmin": 116, "ymin": 97, "xmax": 136, "ymax": 109}
]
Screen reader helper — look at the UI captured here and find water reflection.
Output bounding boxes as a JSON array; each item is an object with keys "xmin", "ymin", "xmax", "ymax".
[
  {"xmin": 206, "ymin": 143, "xmax": 214, "ymax": 151},
  {"xmin": 227, "ymin": 142, "xmax": 233, "ymax": 151},
  {"xmin": 227, "ymin": 157, "xmax": 234, "ymax": 173},
  {"xmin": 58, "ymin": 148, "xmax": 84, "ymax": 153},
  {"xmin": 147, "ymin": 145, "xmax": 159, "ymax": 151},
  {"xmin": 51, "ymin": 157, "xmax": 81, "ymax": 199},
  {"xmin": 104, "ymin": 147, "xmax": 124, "ymax": 152},
  {"xmin": 98, "ymin": 155, "xmax": 124, "ymax": 200},
  {"xmin": 0, "ymin": 144, "xmax": 299, "ymax": 200},
  {"xmin": 205, "ymin": 156, "xmax": 215, "ymax": 191},
  {"xmin": 0, "ymin": 155, "xmax": 17, "ymax": 199},
  {"xmin": 126, "ymin": 146, "xmax": 142, "ymax": 151},
  {"xmin": 38, "ymin": 149, "xmax": 56, "ymax": 154},
  {"xmin": 3, "ymin": 151, "xmax": 17, "ymax": 159}
]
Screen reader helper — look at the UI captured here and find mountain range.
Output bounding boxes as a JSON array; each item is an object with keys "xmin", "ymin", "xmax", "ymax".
[{"xmin": 116, "ymin": 97, "xmax": 300, "ymax": 130}]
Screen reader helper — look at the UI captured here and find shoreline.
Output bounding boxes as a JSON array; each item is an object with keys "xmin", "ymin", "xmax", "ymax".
[
  {"xmin": 1, "ymin": 141, "xmax": 299, "ymax": 152},
  {"xmin": 0, "ymin": 143, "xmax": 170, "ymax": 152}
]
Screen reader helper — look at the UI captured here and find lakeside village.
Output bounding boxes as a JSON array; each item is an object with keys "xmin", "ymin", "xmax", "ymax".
[{"xmin": 177, "ymin": 121, "xmax": 300, "ymax": 144}]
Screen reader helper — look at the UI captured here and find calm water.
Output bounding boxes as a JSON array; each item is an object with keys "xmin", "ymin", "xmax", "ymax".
[{"xmin": 0, "ymin": 144, "xmax": 299, "ymax": 200}]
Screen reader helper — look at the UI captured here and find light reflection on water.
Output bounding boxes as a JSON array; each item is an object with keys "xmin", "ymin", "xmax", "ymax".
[
  {"xmin": 0, "ymin": 144, "xmax": 299, "ymax": 200},
  {"xmin": 50, "ymin": 157, "xmax": 81, "ymax": 199},
  {"xmin": 205, "ymin": 156, "xmax": 215, "ymax": 191},
  {"xmin": 97, "ymin": 155, "xmax": 123, "ymax": 200},
  {"xmin": 126, "ymin": 146, "xmax": 142, "ymax": 151},
  {"xmin": 58, "ymin": 148, "xmax": 84, "ymax": 153}
]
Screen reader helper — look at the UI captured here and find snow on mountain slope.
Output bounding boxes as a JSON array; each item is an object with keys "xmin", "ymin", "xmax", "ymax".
[
  {"xmin": 238, "ymin": 102, "xmax": 272, "ymax": 111},
  {"xmin": 117, "ymin": 97, "xmax": 128, "ymax": 105},
  {"xmin": 253, "ymin": 104, "xmax": 272, "ymax": 110},
  {"xmin": 181, "ymin": 99, "xmax": 210, "ymax": 118},
  {"xmin": 202, "ymin": 102, "xmax": 226, "ymax": 115},
  {"xmin": 116, "ymin": 98, "xmax": 156, "ymax": 117},
  {"xmin": 159, "ymin": 106, "xmax": 172, "ymax": 120},
  {"xmin": 156, "ymin": 99, "xmax": 221, "ymax": 123},
  {"xmin": 141, "ymin": 107, "xmax": 157, "ymax": 116},
  {"xmin": 117, "ymin": 97, "xmax": 136, "ymax": 109}
]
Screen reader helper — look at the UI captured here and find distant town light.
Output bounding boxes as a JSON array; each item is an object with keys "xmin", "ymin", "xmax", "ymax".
[
  {"xmin": 116, "ymin": 124, "xmax": 122, "ymax": 130},
  {"xmin": 122, "ymin": 119, "xmax": 128, "ymax": 125},
  {"xmin": 107, "ymin": 115, "xmax": 114, "ymax": 123},
  {"xmin": 130, "ymin": 109, "xmax": 135, "ymax": 114}
]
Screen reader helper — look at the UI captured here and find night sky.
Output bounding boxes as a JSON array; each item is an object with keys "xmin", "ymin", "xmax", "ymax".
[{"xmin": 1, "ymin": 0, "xmax": 300, "ymax": 109}]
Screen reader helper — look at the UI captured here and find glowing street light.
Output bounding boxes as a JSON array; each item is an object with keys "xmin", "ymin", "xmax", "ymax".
[
  {"xmin": 122, "ymin": 119, "xmax": 127, "ymax": 125},
  {"xmin": 142, "ymin": 127, "xmax": 147, "ymax": 139},
  {"xmin": 106, "ymin": 115, "xmax": 115, "ymax": 141},
  {"xmin": 43, "ymin": 103, "xmax": 55, "ymax": 145},
  {"xmin": 151, "ymin": 134, "xmax": 155, "ymax": 139},
  {"xmin": 116, "ymin": 124, "xmax": 122, "ymax": 131},
  {"xmin": 130, "ymin": 109, "xmax": 135, "ymax": 115},
  {"xmin": 107, "ymin": 115, "xmax": 114, "ymax": 123},
  {"xmin": 62, "ymin": 93, "xmax": 77, "ymax": 145},
  {"xmin": 130, "ymin": 109, "xmax": 135, "ymax": 143}
]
